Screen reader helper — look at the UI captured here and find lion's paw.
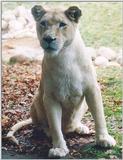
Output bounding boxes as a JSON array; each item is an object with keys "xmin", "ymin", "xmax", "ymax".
[
  {"xmin": 96, "ymin": 134, "xmax": 116, "ymax": 147},
  {"xmin": 48, "ymin": 147, "xmax": 69, "ymax": 158},
  {"xmin": 76, "ymin": 124, "xmax": 89, "ymax": 134}
]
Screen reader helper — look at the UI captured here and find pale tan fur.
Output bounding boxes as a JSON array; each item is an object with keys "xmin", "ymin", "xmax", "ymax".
[{"xmin": 6, "ymin": 6, "xmax": 116, "ymax": 158}]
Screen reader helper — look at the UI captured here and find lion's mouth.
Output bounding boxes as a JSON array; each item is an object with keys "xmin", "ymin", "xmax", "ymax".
[
  {"xmin": 41, "ymin": 41, "xmax": 59, "ymax": 52},
  {"xmin": 46, "ymin": 46, "xmax": 58, "ymax": 51}
]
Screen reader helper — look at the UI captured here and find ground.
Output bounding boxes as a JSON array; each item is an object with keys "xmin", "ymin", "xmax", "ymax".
[{"xmin": 2, "ymin": 61, "xmax": 122, "ymax": 159}]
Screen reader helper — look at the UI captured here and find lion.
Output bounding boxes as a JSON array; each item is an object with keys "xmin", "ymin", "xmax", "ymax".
[{"xmin": 6, "ymin": 5, "xmax": 116, "ymax": 158}]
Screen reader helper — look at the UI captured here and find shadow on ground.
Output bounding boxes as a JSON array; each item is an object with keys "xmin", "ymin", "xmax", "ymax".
[{"xmin": 2, "ymin": 125, "xmax": 96, "ymax": 159}]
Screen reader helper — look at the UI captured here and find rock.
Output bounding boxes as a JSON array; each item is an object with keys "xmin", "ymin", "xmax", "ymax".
[
  {"xmin": 2, "ymin": 11, "xmax": 16, "ymax": 21},
  {"xmin": 116, "ymin": 50, "xmax": 122, "ymax": 66},
  {"xmin": 2, "ymin": 20, "xmax": 8, "ymax": 30},
  {"xmin": 25, "ymin": 9, "xmax": 34, "ymax": 23},
  {"xmin": 9, "ymin": 20, "xmax": 24, "ymax": 32},
  {"xmin": 9, "ymin": 54, "xmax": 31, "ymax": 64},
  {"xmin": 97, "ymin": 47, "xmax": 116, "ymax": 61},
  {"xmin": 14, "ymin": 6, "xmax": 27, "ymax": 17},
  {"xmin": 94, "ymin": 56, "xmax": 109, "ymax": 67},
  {"xmin": 17, "ymin": 17, "xmax": 27, "ymax": 26},
  {"xmin": 8, "ymin": 46, "xmax": 43, "ymax": 61},
  {"xmin": 14, "ymin": 30, "xmax": 36, "ymax": 38},
  {"xmin": 25, "ymin": 10, "xmax": 35, "ymax": 30},
  {"xmin": 86, "ymin": 47, "xmax": 96, "ymax": 60},
  {"xmin": 2, "ymin": 29, "xmax": 36, "ymax": 39},
  {"xmin": 2, "ymin": 7, "xmax": 36, "ymax": 39}
]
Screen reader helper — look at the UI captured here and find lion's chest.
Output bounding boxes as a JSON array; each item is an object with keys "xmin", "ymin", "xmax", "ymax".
[{"xmin": 51, "ymin": 68, "xmax": 84, "ymax": 107}]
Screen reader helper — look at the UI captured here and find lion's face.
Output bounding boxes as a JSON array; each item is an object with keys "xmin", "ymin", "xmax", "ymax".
[{"xmin": 32, "ymin": 5, "xmax": 82, "ymax": 57}]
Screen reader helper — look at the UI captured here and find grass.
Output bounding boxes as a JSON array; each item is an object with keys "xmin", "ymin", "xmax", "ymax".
[
  {"xmin": 80, "ymin": 144, "xmax": 122, "ymax": 159},
  {"xmin": 2, "ymin": 2, "xmax": 122, "ymax": 48},
  {"xmin": 80, "ymin": 67, "xmax": 122, "ymax": 159},
  {"xmin": 97, "ymin": 67, "xmax": 122, "ymax": 144}
]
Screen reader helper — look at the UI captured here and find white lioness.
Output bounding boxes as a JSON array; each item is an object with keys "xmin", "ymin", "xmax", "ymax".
[{"xmin": 7, "ymin": 5, "xmax": 116, "ymax": 158}]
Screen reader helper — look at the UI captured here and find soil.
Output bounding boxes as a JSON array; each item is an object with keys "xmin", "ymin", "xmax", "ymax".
[{"xmin": 2, "ymin": 126, "xmax": 95, "ymax": 159}]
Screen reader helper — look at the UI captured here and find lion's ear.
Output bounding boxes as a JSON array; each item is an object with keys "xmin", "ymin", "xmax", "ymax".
[
  {"xmin": 31, "ymin": 5, "xmax": 46, "ymax": 21},
  {"xmin": 65, "ymin": 6, "xmax": 82, "ymax": 23}
]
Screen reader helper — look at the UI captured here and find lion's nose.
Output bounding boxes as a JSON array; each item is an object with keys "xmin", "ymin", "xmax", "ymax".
[{"xmin": 43, "ymin": 36, "xmax": 56, "ymax": 43}]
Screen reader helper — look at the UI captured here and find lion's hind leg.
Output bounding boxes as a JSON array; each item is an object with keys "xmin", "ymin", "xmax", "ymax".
[{"xmin": 63, "ymin": 100, "xmax": 89, "ymax": 134}]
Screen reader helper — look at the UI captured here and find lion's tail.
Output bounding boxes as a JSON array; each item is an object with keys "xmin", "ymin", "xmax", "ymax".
[{"xmin": 6, "ymin": 118, "xmax": 32, "ymax": 145}]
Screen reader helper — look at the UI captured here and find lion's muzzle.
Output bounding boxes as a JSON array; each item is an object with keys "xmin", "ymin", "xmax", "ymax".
[{"xmin": 42, "ymin": 35, "xmax": 59, "ymax": 52}]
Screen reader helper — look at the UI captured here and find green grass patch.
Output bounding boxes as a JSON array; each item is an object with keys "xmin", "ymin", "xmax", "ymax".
[
  {"xmin": 80, "ymin": 143, "xmax": 122, "ymax": 159},
  {"xmin": 80, "ymin": 67, "xmax": 122, "ymax": 159},
  {"xmin": 97, "ymin": 67, "xmax": 122, "ymax": 158}
]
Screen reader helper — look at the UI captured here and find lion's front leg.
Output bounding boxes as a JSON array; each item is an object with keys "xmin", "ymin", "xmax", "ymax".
[
  {"xmin": 85, "ymin": 83, "xmax": 116, "ymax": 147},
  {"xmin": 43, "ymin": 96, "xmax": 69, "ymax": 158}
]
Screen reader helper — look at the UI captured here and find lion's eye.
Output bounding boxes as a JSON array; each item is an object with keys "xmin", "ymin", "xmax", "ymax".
[
  {"xmin": 40, "ymin": 21, "xmax": 48, "ymax": 27},
  {"xmin": 59, "ymin": 22, "xmax": 67, "ymax": 28}
]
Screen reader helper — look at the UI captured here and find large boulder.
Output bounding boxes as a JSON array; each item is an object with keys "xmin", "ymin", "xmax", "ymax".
[
  {"xmin": 25, "ymin": 9, "xmax": 34, "ymax": 23},
  {"xmin": 2, "ymin": 20, "xmax": 8, "ymax": 30},
  {"xmin": 2, "ymin": 6, "xmax": 36, "ymax": 39},
  {"xmin": 17, "ymin": 17, "xmax": 27, "ymax": 26},
  {"xmin": 86, "ymin": 47, "xmax": 96, "ymax": 60},
  {"xmin": 97, "ymin": 47, "xmax": 116, "ymax": 61},
  {"xmin": 8, "ymin": 46, "xmax": 43, "ymax": 61},
  {"xmin": 94, "ymin": 56, "xmax": 109, "ymax": 67},
  {"xmin": 2, "ymin": 29, "xmax": 37, "ymax": 39},
  {"xmin": 9, "ymin": 54, "xmax": 31, "ymax": 64},
  {"xmin": 116, "ymin": 49, "xmax": 122, "ymax": 66},
  {"xmin": 2, "ymin": 10, "xmax": 16, "ymax": 21},
  {"xmin": 9, "ymin": 19, "xmax": 24, "ymax": 32},
  {"xmin": 14, "ymin": 5, "xmax": 27, "ymax": 18}
]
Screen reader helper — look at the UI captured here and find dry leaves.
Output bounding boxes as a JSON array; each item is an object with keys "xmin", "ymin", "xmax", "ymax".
[{"xmin": 2, "ymin": 62, "xmax": 95, "ymax": 158}]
